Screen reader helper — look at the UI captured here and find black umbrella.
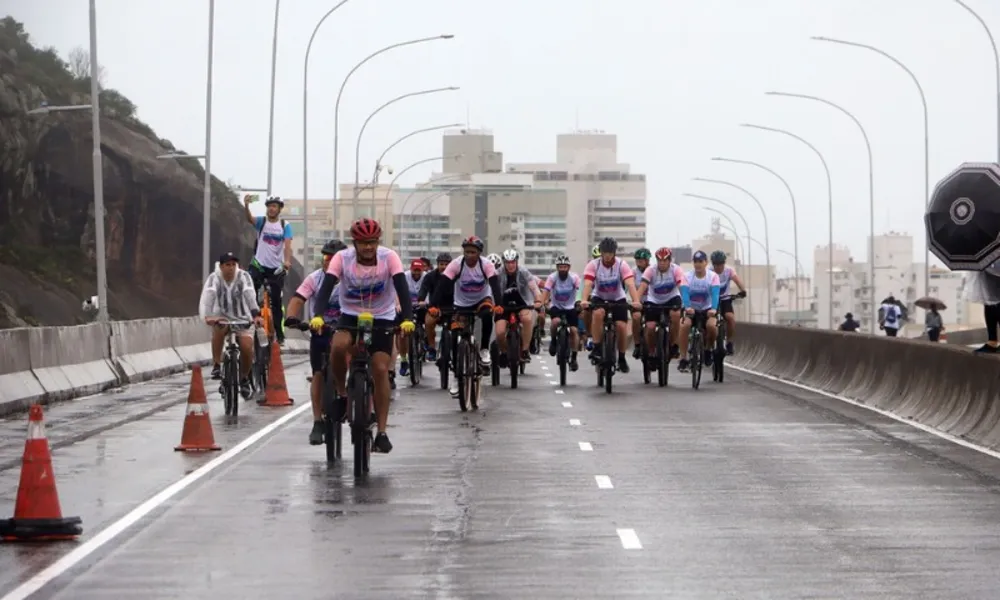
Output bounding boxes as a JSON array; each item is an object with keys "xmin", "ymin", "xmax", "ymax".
[{"xmin": 924, "ymin": 162, "xmax": 1000, "ymax": 271}]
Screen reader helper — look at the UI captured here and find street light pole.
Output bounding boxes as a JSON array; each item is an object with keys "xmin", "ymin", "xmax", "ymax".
[
  {"xmin": 332, "ymin": 35, "xmax": 455, "ymax": 230},
  {"xmin": 702, "ymin": 207, "xmax": 748, "ymax": 266},
  {"xmin": 302, "ymin": 0, "xmax": 352, "ymax": 266},
  {"xmin": 682, "ymin": 193, "xmax": 753, "ymax": 320},
  {"xmin": 265, "ymin": 0, "xmax": 280, "ymax": 196},
  {"xmin": 365, "ymin": 124, "xmax": 464, "ymax": 211},
  {"xmin": 89, "ymin": 0, "xmax": 108, "ymax": 322},
  {"xmin": 953, "ymin": 0, "xmax": 1000, "ymax": 161},
  {"xmin": 765, "ymin": 91, "xmax": 877, "ymax": 332},
  {"xmin": 693, "ymin": 177, "xmax": 773, "ymax": 324},
  {"xmin": 741, "ymin": 123, "xmax": 835, "ymax": 329},
  {"xmin": 352, "ymin": 87, "xmax": 460, "ymax": 200},
  {"xmin": 812, "ymin": 36, "xmax": 930, "ymax": 307},
  {"xmin": 711, "ymin": 157, "xmax": 800, "ymax": 317},
  {"xmin": 202, "ymin": 0, "xmax": 215, "ymax": 281}
]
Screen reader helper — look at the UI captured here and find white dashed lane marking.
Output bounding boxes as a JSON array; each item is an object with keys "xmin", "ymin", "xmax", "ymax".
[
  {"xmin": 579, "ymin": 442, "xmax": 593, "ymax": 452},
  {"xmin": 617, "ymin": 528, "xmax": 642, "ymax": 549},
  {"xmin": 595, "ymin": 475, "xmax": 613, "ymax": 489},
  {"xmin": 569, "ymin": 419, "xmax": 581, "ymax": 426},
  {"xmin": 561, "ymin": 401, "xmax": 573, "ymax": 408},
  {"xmin": 555, "ymin": 389, "xmax": 565, "ymax": 394}
]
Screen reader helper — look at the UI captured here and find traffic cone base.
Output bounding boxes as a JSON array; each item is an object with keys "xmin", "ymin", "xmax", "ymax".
[
  {"xmin": 175, "ymin": 364, "xmax": 222, "ymax": 452},
  {"xmin": 1, "ymin": 405, "xmax": 82, "ymax": 542},
  {"xmin": 259, "ymin": 342, "xmax": 294, "ymax": 406}
]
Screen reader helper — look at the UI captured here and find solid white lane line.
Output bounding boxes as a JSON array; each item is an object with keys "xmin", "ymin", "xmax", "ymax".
[
  {"xmin": 2, "ymin": 401, "xmax": 312, "ymax": 600},
  {"xmin": 595, "ymin": 475, "xmax": 614, "ymax": 489},
  {"xmin": 579, "ymin": 442, "xmax": 593, "ymax": 451},
  {"xmin": 562, "ymin": 401, "xmax": 573, "ymax": 408},
  {"xmin": 617, "ymin": 528, "xmax": 643, "ymax": 549},
  {"xmin": 569, "ymin": 419, "xmax": 581, "ymax": 426}
]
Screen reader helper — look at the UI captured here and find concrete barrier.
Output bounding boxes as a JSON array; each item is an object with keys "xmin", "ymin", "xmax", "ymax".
[
  {"xmin": 944, "ymin": 327, "xmax": 987, "ymax": 346},
  {"xmin": 170, "ymin": 317, "xmax": 213, "ymax": 365},
  {"xmin": 28, "ymin": 323, "xmax": 118, "ymax": 402},
  {"xmin": 733, "ymin": 323, "xmax": 1000, "ymax": 451},
  {"xmin": 0, "ymin": 328, "xmax": 45, "ymax": 413},
  {"xmin": 110, "ymin": 319, "xmax": 186, "ymax": 383}
]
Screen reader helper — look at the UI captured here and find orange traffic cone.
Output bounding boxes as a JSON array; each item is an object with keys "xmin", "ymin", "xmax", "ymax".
[
  {"xmin": 174, "ymin": 364, "xmax": 222, "ymax": 452},
  {"xmin": 258, "ymin": 343, "xmax": 294, "ymax": 406},
  {"xmin": 0, "ymin": 405, "xmax": 83, "ymax": 541}
]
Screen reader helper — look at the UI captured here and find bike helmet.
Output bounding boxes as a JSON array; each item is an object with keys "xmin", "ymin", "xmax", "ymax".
[
  {"xmin": 461, "ymin": 236, "xmax": 484, "ymax": 252},
  {"xmin": 598, "ymin": 237, "xmax": 618, "ymax": 254},
  {"xmin": 591, "ymin": 245, "xmax": 601, "ymax": 259},
  {"xmin": 264, "ymin": 195, "xmax": 284, "ymax": 207},
  {"xmin": 555, "ymin": 254, "xmax": 571, "ymax": 267},
  {"xmin": 350, "ymin": 217, "xmax": 382, "ymax": 241},
  {"xmin": 502, "ymin": 248, "xmax": 519, "ymax": 262},
  {"xmin": 321, "ymin": 239, "xmax": 347, "ymax": 255},
  {"xmin": 486, "ymin": 253, "xmax": 503, "ymax": 270},
  {"xmin": 634, "ymin": 247, "xmax": 652, "ymax": 260},
  {"xmin": 693, "ymin": 250, "xmax": 708, "ymax": 262},
  {"xmin": 710, "ymin": 250, "xmax": 727, "ymax": 264},
  {"xmin": 436, "ymin": 252, "xmax": 453, "ymax": 263},
  {"xmin": 654, "ymin": 246, "xmax": 672, "ymax": 260}
]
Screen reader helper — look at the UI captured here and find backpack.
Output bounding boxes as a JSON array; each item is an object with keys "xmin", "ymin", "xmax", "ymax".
[{"xmin": 253, "ymin": 217, "xmax": 287, "ymax": 256}]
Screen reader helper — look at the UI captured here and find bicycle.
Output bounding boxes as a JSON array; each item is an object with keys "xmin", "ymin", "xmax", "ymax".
[
  {"xmin": 641, "ymin": 304, "xmax": 673, "ymax": 388},
  {"xmin": 252, "ymin": 284, "xmax": 274, "ymax": 402},
  {"xmin": 588, "ymin": 299, "xmax": 623, "ymax": 394},
  {"xmin": 438, "ymin": 307, "xmax": 484, "ymax": 412},
  {"xmin": 552, "ymin": 310, "xmax": 573, "ymax": 387},
  {"xmin": 405, "ymin": 310, "xmax": 426, "ymax": 387},
  {"xmin": 216, "ymin": 319, "xmax": 252, "ymax": 417},
  {"xmin": 530, "ymin": 307, "xmax": 543, "ymax": 355},
  {"xmin": 713, "ymin": 292, "xmax": 745, "ymax": 383},
  {"xmin": 343, "ymin": 311, "xmax": 389, "ymax": 478},
  {"xmin": 686, "ymin": 310, "xmax": 710, "ymax": 390},
  {"xmin": 288, "ymin": 320, "xmax": 342, "ymax": 463},
  {"xmin": 502, "ymin": 303, "xmax": 528, "ymax": 389}
]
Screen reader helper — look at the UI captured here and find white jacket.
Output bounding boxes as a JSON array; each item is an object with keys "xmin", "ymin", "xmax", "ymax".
[{"xmin": 199, "ymin": 265, "xmax": 259, "ymax": 320}]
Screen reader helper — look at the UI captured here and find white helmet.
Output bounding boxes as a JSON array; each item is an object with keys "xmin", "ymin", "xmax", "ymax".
[
  {"xmin": 501, "ymin": 248, "xmax": 519, "ymax": 262},
  {"xmin": 486, "ymin": 253, "xmax": 503, "ymax": 270},
  {"xmin": 555, "ymin": 254, "xmax": 570, "ymax": 267}
]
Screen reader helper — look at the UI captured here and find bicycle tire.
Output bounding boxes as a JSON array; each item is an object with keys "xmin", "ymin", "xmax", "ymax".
[
  {"xmin": 557, "ymin": 325, "xmax": 568, "ymax": 387},
  {"xmin": 603, "ymin": 327, "xmax": 615, "ymax": 394},
  {"xmin": 408, "ymin": 331, "xmax": 422, "ymax": 387},
  {"xmin": 468, "ymin": 345, "xmax": 480, "ymax": 411},
  {"xmin": 641, "ymin": 330, "xmax": 651, "ymax": 385},
  {"xmin": 438, "ymin": 328, "xmax": 451, "ymax": 390},
  {"xmin": 657, "ymin": 325, "xmax": 669, "ymax": 388},
  {"xmin": 455, "ymin": 337, "xmax": 469, "ymax": 412},
  {"xmin": 507, "ymin": 328, "xmax": 519, "ymax": 390},
  {"xmin": 714, "ymin": 320, "xmax": 726, "ymax": 383},
  {"xmin": 225, "ymin": 350, "xmax": 239, "ymax": 416},
  {"xmin": 691, "ymin": 331, "xmax": 703, "ymax": 390},
  {"xmin": 319, "ymin": 360, "xmax": 339, "ymax": 463},
  {"xmin": 348, "ymin": 369, "xmax": 371, "ymax": 478}
]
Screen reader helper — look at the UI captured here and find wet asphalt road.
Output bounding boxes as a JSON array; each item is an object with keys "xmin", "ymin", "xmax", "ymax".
[{"xmin": 3, "ymin": 351, "xmax": 1000, "ymax": 599}]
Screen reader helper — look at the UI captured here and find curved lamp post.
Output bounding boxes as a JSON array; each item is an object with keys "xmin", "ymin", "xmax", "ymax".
[{"xmin": 682, "ymin": 192, "xmax": 753, "ymax": 320}]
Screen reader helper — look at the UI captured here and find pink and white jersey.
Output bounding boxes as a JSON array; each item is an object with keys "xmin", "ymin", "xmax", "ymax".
[
  {"xmin": 686, "ymin": 269, "xmax": 721, "ymax": 311},
  {"xmin": 544, "ymin": 271, "xmax": 581, "ymax": 310},
  {"xmin": 443, "ymin": 257, "xmax": 497, "ymax": 307},
  {"xmin": 714, "ymin": 266, "xmax": 736, "ymax": 299},
  {"xmin": 583, "ymin": 258, "xmax": 634, "ymax": 301},
  {"xmin": 296, "ymin": 269, "xmax": 341, "ymax": 322},
  {"xmin": 642, "ymin": 265, "xmax": 687, "ymax": 304},
  {"xmin": 325, "ymin": 246, "xmax": 404, "ymax": 320}
]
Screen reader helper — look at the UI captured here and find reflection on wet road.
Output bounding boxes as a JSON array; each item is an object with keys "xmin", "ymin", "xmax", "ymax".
[{"xmin": 3, "ymin": 354, "xmax": 1000, "ymax": 598}]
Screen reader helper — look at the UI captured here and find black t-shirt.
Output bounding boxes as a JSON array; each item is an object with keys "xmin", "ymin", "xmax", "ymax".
[{"xmin": 839, "ymin": 319, "xmax": 860, "ymax": 332}]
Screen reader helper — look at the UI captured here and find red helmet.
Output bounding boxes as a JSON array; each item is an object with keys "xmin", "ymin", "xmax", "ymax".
[
  {"xmin": 655, "ymin": 247, "xmax": 673, "ymax": 260},
  {"xmin": 350, "ymin": 218, "xmax": 382, "ymax": 241},
  {"xmin": 461, "ymin": 236, "xmax": 484, "ymax": 252},
  {"xmin": 409, "ymin": 260, "xmax": 424, "ymax": 270}
]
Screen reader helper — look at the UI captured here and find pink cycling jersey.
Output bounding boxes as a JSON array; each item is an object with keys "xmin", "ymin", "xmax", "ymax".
[
  {"xmin": 583, "ymin": 258, "xmax": 634, "ymax": 301},
  {"xmin": 325, "ymin": 246, "xmax": 404, "ymax": 320},
  {"xmin": 296, "ymin": 269, "xmax": 341, "ymax": 322},
  {"xmin": 544, "ymin": 272, "xmax": 580, "ymax": 310},
  {"xmin": 443, "ymin": 257, "xmax": 497, "ymax": 307},
  {"xmin": 642, "ymin": 264, "xmax": 688, "ymax": 304}
]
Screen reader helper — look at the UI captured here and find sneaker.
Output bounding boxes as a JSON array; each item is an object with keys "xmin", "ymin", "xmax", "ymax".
[
  {"xmin": 548, "ymin": 337, "xmax": 558, "ymax": 356},
  {"xmin": 400, "ymin": 361, "xmax": 410, "ymax": 376},
  {"xmin": 569, "ymin": 353, "xmax": 579, "ymax": 372},
  {"xmin": 974, "ymin": 344, "xmax": 999, "ymax": 353},
  {"xmin": 210, "ymin": 364, "xmax": 222, "ymax": 380},
  {"xmin": 308, "ymin": 421, "xmax": 324, "ymax": 445},
  {"xmin": 725, "ymin": 341, "xmax": 734, "ymax": 356},
  {"xmin": 617, "ymin": 354, "xmax": 630, "ymax": 374},
  {"xmin": 703, "ymin": 349, "xmax": 713, "ymax": 366},
  {"xmin": 670, "ymin": 344, "xmax": 680, "ymax": 359},
  {"xmin": 521, "ymin": 349, "xmax": 531, "ymax": 363},
  {"xmin": 678, "ymin": 358, "xmax": 690, "ymax": 372},
  {"xmin": 632, "ymin": 346, "xmax": 642, "ymax": 359},
  {"xmin": 479, "ymin": 348, "xmax": 492, "ymax": 365},
  {"xmin": 389, "ymin": 370, "xmax": 397, "ymax": 390},
  {"xmin": 373, "ymin": 432, "xmax": 393, "ymax": 454},
  {"xmin": 239, "ymin": 377, "xmax": 252, "ymax": 399},
  {"xmin": 427, "ymin": 348, "xmax": 438, "ymax": 362},
  {"xmin": 449, "ymin": 382, "xmax": 460, "ymax": 397}
]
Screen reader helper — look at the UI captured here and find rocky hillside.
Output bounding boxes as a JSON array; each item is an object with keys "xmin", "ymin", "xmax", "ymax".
[{"xmin": 0, "ymin": 17, "xmax": 304, "ymax": 328}]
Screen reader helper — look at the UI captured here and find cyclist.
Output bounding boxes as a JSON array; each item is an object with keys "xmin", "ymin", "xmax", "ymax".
[
  {"xmin": 417, "ymin": 253, "xmax": 452, "ymax": 362},
  {"xmin": 580, "ymin": 237, "xmax": 642, "ymax": 373},
  {"xmin": 677, "ymin": 250, "xmax": 721, "ymax": 372},
  {"xmin": 710, "ymin": 250, "xmax": 747, "ymax": 355},
  {"xmin": 630, "ymin": 247, "xmax": 652, "ymax": 358},
  {"xmin": 309, "ymin": 218, "xmax": 414, "ymax": 455},
  {"xmin": 636, "ymin": 247, "xmax": 686, "ymax": 366},
  {"xmin": 398, "ymin": 259, "xmax": 425, "ymax": 377},
  {"xmin": 540, "ymin": 254, "xmax": 581, "ymax": 371},
  {"xmin": 494, "ymin": 248, "xmax": 543, "ymax": 368},
  {"xmin": 532, "ymin": 272, "xmax": 546, "ymax": 350},
  {"xmin": 428, "ymin": 236, "xmax": 503, "ymax": 398},
  {"xmin": 199, "ymin": 252, "xmax": 262, "ymax": 399},
  {"xmin": 244, "ymin": 195, "xmax": 293, "ymax": 345},
  {"xmin": 581, "ymin": 244, "xmax": 602, "ymax": 350},
  {"xmin": 285, "ymin": 239, "xmax": 346, "ymax": 445}
]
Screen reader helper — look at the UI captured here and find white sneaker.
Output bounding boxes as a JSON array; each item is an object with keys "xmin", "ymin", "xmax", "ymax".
[
  {"xmin": 479, "ymin": 349, "xmax": 492, "ymax": 365},
  {"xmin": 449, "ymin": 382, "xmax": 460, "ymax": 397}
]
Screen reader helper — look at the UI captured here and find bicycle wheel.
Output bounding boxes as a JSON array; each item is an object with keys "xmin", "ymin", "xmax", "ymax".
[
  {"xmin": 224, "ymin": 351, "xmax": 239, "ymax": 417},
  {"xmin": 641, "ymin": 332, "xmax": 651, "ymax": 385},
  {"xmin": 321, "ymin": 366, "xmax": 339, "ymax": 463},
  {"xmin": 408, "ymin": 331, "xmax": 422, "ymax": 387},
  {"xmin": 714, "ymin": 322, "xmax": 726, "ymax": 383},
  {"xmin": 349, "ymin": 369, "xmax": 371, "ymax": 477},
  {"xmin": 557, "ymin": 325, "xmax": 568, "ymax": 387},
  {"xmin": 438, "ymin": 328, "xmax": 451, "ymax": 390},
  {"xmin": 691, "ymin": 332, "xmax": 703, "ymax": 390},
  {"xmin": 507, "ymin": 329, "xmax": 520, "ymax": 390},
  {"xmin": 603, "ymin": 328, "xmax": 615, "ymax": 394},
  {"xmin": 455, "ymin": 338, "xmax": 469, "ymax": 412},
  {"xmin": 657, "ymin": 325, "xmax": 669, "ymax": 388},
  {"xmin": 468, "ymin": 348, "xmax": 480, "ymax": 411}
]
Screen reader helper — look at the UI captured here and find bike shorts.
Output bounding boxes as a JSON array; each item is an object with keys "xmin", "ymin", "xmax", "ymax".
[
  {"xmin": 336, "ymin": 313, "xmax": 395, "ymax": 356},
  {"xmin": 548, "ymin": 307, "xmax": 580, "ymax": 326},
  {"xmin": 588, "ymin": 297, "xmax": 630, "ymax": 323},
  {"xmin": 209, "ymin": 321, "xmax": 254, "ymax": 338},
  {"xmin": 686, "ymin": 310, "xmax": 715, "ymax": 330},
  {"xmin": 643, "ymin": 297, "xmax": 683, "ymax": 324},
  {"xmin": 496, "ymin": 303, "xmax": 531, "ymax": 322},
  {"xmin": 719, "ymin": 298, "xmax": 735, "ymax": 315},
  {"xmin": 309, "ymin": 330, "xmax": 332, "ymax": 373}
]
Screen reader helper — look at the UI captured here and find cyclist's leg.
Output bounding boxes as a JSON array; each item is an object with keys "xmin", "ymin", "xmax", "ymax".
[
  {"xmin": 547, "ymin": 308, "xmax": 563, "ymax": 355},
  {"xmin": 368, "ymin": 320, "xmax": 396, "ymax": 452},
  {"xmin": 477, "ymin": 302, "xmax": 495, "ymax": 357},
  {"xmin": 517, "ymin": 307, "xmax": 533, "ymax": 356},
  {"xmin": 330, "ymin": 316, "xmax": 357, "ymax": 397},
  {"xmin": 643, "ymin": 304, "xmax": 661, "ymax": 355},
  {"xmin": 706, "ymin": 313, "xmax": 719, "ymax": 347},
  {"xmin": 611, "ymin": 301, "xmax": 631, "ymax": 371},
  {"xmin": 678, "ymin": 310, "xmax": 693, "ymax": 368},
  {"xmin": 236, "ymin": 328, "xmax": 255, "ymax": 395},
  {"xmin": 631, "ymin": 307, "xmax": 643, "ymax": 357},
  {"xmin": 720, "ymin": 298, "xmax": 736, "ymax": 351},
  {"xmin": 666, "ymin": 297, "xmax": 683, "ymax": 353},
  {"xmin": 247, "ymin": 261, "xmax": 265, "ymax": 295},
  {"xmin": 590, "ymin": 299, "xmax": 607, "ymax": 347},
  {"xmin": 308, "ymin": 332, "xmax": 330, "ymax": 420},
  {"xmin": 494, "ymin": 306, "xmax": 510, "ymax": 355},
  {"xmin": 209, "ymin": 322, "xmax": 225, "ymax": 377},
  {"xmin": 268, "ymin": 270, "xmax": 286, "ymax": 343}
]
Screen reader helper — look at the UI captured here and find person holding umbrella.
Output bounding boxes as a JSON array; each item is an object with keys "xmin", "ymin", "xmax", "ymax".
[{"xmin": 916, "ymin": 296, "xmax": 946, "ymax": 342}]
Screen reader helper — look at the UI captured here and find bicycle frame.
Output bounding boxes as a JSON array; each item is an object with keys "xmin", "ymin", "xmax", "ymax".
[
  {"xmin": 588, "ymin": 299, "xmax": 621, "ymax": 394},
  {"xmin": 216, "ymin": 319, "xmax": 250, "ymax": 416},
  {"xmin": 440, "ymin": 307, "xmax": 483, "ymax": 412}
]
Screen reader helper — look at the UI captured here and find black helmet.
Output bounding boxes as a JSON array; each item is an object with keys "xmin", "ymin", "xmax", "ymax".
[
  {"xmin": 321, "ymin": 239, "xmax": 347, "ymax": 255},
  {"xmin": 264, "ymin": 195, "xmax": 284, "ymax": 208},
  {"xmin": 436, "ymin": 253, "xmax": 453, "ymax": 263},
  {"xmin": 598, "ymin": 237, "xmax": 618, "ymax": 254}
]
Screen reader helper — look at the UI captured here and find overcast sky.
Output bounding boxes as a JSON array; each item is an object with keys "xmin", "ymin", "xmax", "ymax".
[{"xmin": 7, "ymin": 0, "xmax": 1000, "ymax": 276}]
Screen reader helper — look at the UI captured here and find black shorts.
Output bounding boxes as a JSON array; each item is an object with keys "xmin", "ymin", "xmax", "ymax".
[
  {"xmin": 548, "ymin": 307, "xmax": 580, "ymax": 325},
  {"xmin": 336, "ymin": 314, "xmax": 395, "ymax": 355},
  {"xmin": 496, "ymin": 303, "xmax": 530, "ymax": 322},
  {"xmin": 719, "ymin": 298, "xmax": 735, "ymax": 315},
  {"xmin": 309, "ymin": 331, "xmax": 332, "ymax": 373},
  {"xmin": 589, "ymin": 297, "xmax": 629, "ymax": 323},
  {"xmin": 686, "ymin": 310, "xmax": 715, "ymax": 330},
  {"xmin": 643, "ymin": 297, "xmax": 683, "ymax": 323}
]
